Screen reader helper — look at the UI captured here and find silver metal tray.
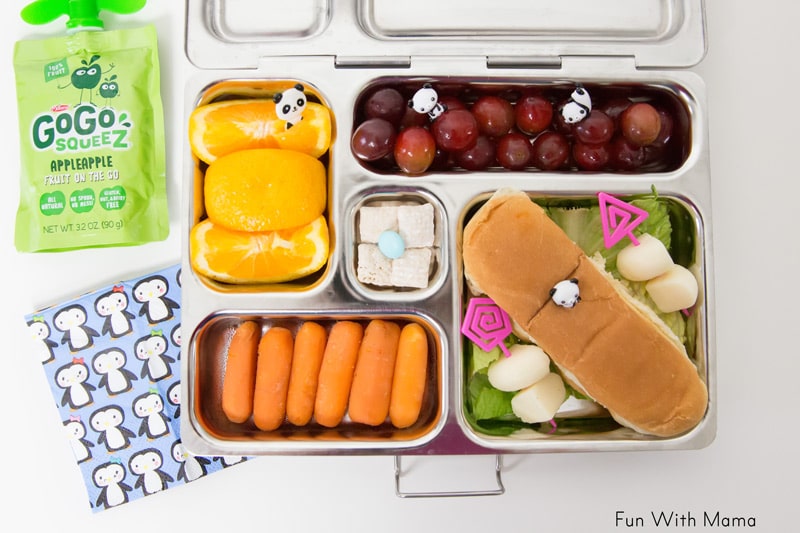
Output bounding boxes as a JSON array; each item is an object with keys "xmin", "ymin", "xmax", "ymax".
[{"xmin": 179, "ymin": 0, "xmax": 716, "ymax": 458}]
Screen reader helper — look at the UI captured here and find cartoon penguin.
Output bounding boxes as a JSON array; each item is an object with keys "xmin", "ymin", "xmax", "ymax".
[
  {"xmin": 409, "ymin": 83, "xmax": 447, "ymax": 121},
  {"xmin": 133, "ymin": 275, "xmax": 179, "ymax": 324},
  {"xmin": 129, "ymin": 448, "xmax": 174, "ymax": 496},
  {"xmin": 171, "ymin": 324, "xmax": 182, "ymax": 351},
  {"xmin": 90, "ymin": 405, "xmax": 136, "ymax": 452},
  {"xmin": 53, "ymin": 304, "xmax": 100, "ymax": 352},
  {"xmin": 64, "ymin": 416, "xmax": 94, "ymax": 463},
  {"xmin": 93, "ymin": 459, "xmax": 132, "ymax": 509},
  {"xmin": 561, "ymin": 85, "xmax": 592, "ymax": 124},
  {"xmin": 133, "ymin": 390, "xmax": 171, "ymax": 439},
  {"xmin": 95, "ymin": 286, "xmax": 135, "ymax": 338},
  {"xmin": 273, "ymin": 83, "xmax": 307, "ymax": 129},
  {"xmin": 28, "ymin": 316, "xmax": 58, "ymax": 364},
  {"xmin": 172, "ymin": 440, "xmax": 210, "ymax": 483},
  {"xmin": 167, "ymin": 381, "xmax": 181, "ymax": 419},
  {"xmin": 93, "ymin": 348, "xmax": 137, "ymax": 395},
  {"xmin": 134, "ymin": 332, "xmax": 175, "ymax": 382},
  {"xmin": 55, "ymin": 358, "xmax": 96, "ymax": 409}
]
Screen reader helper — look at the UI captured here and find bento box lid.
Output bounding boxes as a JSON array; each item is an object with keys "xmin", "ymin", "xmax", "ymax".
[{"xmin": 185, "ymin": 0, "xmax": 706, "ymax": 70}]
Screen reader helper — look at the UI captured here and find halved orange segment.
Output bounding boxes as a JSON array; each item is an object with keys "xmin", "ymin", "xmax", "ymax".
[
  {"xmin": 189, "ymin": 99, "xmax": 332, "ymax": 164},
  {"xmin": 273, "ymin": 102, "xmax": 332, "ymax": 159},
  {"xmin": 190, "ymin": 216, "xmax": 330, "ymax": 284},
  {"xmin": 189, "ymin": 99, "xmax": 280, "ymax": 164}
]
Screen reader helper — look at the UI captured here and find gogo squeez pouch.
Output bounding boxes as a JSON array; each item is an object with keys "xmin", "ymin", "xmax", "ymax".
[{"xmin": 14, "ymin": 0, "xmax": 168, "ymax": 252}]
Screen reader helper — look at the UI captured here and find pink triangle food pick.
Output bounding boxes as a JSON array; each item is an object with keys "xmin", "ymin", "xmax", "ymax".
[
  {"xmin": 598, "ymin": 192, "xmax": 649, "ymax": 249},
  {"xmin": 461, "ymin": 297, "xmax": 512, "ymax": 357}
]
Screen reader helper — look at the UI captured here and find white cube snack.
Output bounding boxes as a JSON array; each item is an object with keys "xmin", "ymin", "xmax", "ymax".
[
  {"xmin": 397, "ymin": 203, "xmax": 435, "ymax": 248},
  {"xmin": 487, "ymin": 344, "xmax": 551, "ymax": 392},
  {"xmin": 390, "ymin": 248, "xmax": 432, "ymax": 288},
  {"xmin": 359, "ymin": 205, "xmax": 398, "ymax": 243},
  {"xmin": 645, "ymin": 264, "xmax": 699, "ymax": 313},
  {"xmin": 617, "ymin": 233, "xmax": 674, "ymax": 281},
  {"xmin": 511, "ymin": 373, "xmax": 567, "ymax": 424},
  {"xmin": 356, "ymin": 243, "xmax": 392, "ymax": 286}
]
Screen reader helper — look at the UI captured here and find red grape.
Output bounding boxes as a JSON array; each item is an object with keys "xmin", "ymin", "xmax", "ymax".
[
  {"xmin": 394, "ymin": 126, "xmax": 436, "ymax": 175},
  {"xmin": 351, "ymin": 118, "xmax": 396, "ymax": 162},
  {"xmin": 596, "ymin": 97, "xmax": 631, "ymax": 125},
  {"xmin": 573, "ymin": 141, "xmax": 610, "ymax": 171},
  {"xmin": 432, "ymin": 109, "xmax": 478, "ymax": 152},
  {"xmin": 574, "ymin": 110, "xmax": 614, "ymax": 145},
  {"xmin": 515, "ymin": 95, "xmax": 553, "ymax": 136},
  {"xmin": 399, "ymin": 105, "xmax": 430, "ymax": 129},
  {"xmin": 455, "ymin": 135, "xmax": 496, "ymax": 171},
  {"xmin": 471, "ymin": 96, "xmax": 515, "ymax": 138},
  {"xmin": 437, "ymin": 95, "xmax": 467, "ymax": 111},
  {"xmin": 651, "ymin": 108, "xmax": 674, "ymax": 148},
  {"xmin": 496, "ymin": 132, "xmax": 532, "ymax": 170},
  {"xmin": 364, "ymin": 87, "xmax": 406, "ymax": 125},
  {"xmin": 608, "ymin": 135, "xmax": 646, "ymax": 171},
  {"xmin": 531, "ymin": 131, "xmax": 570, "ymax": 170},
  {"xmin": 620, "ymin": 102, "xmax": 661, "ymax": 146}
]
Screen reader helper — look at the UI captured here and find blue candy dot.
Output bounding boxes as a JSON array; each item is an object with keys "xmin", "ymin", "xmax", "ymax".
[{"xmin": 378, "ymin": 230, "xmax": 405, "ymax": 259}]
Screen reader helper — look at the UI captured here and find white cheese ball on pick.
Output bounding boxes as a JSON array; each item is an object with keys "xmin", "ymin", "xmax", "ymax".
[
  {"xmin": 511, "ymin": 373, "xmax": 567, "ymax": 423},
  {"xmin": 487, "ymin": 344, "xmax": 550, "ymax": 392},
  {"xmin": 617, "ymin": 233, "xmax": 674, "ymax": 281},
  {"xmin": 646, "ymin": 264, "xmax": 699, "ymax": 313}
]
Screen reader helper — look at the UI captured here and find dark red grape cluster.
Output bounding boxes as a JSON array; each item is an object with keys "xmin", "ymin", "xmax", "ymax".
[{"xmin": 351, "ymin": 83, "xmax": 685, "ymax": 175}]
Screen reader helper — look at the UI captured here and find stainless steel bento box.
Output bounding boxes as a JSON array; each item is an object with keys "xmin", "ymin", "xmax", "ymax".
[{"xmin": 179, "ymin": 0, "xmax": 716, "ymax": 457}]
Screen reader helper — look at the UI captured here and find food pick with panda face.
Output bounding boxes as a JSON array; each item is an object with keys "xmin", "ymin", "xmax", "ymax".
[
  {"xmin": 561, "ymin": 85, "xmax": 592, "ymax": 124},
  {"xmin": 274, "ymin": 83, "xmax": 308, "ymax": 129},
  {"xmin": 409, "ymin": 83, "xmax": 447, "ymax": 121},
  {"xmin": 550, "ymin": 278, "xmax": 581, "ymax": 308}
]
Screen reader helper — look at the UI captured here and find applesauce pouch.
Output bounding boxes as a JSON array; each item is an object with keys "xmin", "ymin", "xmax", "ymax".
[{"xmin": 14, "ymin": 0, "xmax": 167, "ymax": 252}]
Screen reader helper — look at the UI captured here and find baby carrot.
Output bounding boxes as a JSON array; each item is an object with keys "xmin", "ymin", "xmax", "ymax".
[
  {"xmin": 314, "ymin": 321, "xmax": 364, "ymax": 428},
  {"xmin": 253, "ymin": 326, "xmax": 294, "ymax": 431},
  {"xmin": 348, "ymin": 319, "xmax": 401, "ymax": 426},
  {"xmin": 389, "ymin": 323, "xmax": 429, "ymax": 428},
  {"xmin": 286, "ymin": 321, "xmax": 328, "ymax": 426},
  {"xmin": 221, "ymin": 321, "xmax": 261, "ymax": 424}
]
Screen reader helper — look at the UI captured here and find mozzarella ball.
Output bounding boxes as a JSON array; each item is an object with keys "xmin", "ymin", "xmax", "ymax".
[
  {"xmin": 617, "ymin": 233, "xmax": 674, "ymax": 281},
  {"xmin": 511, "ymin": 373, "xmax": 567, "ymax": 423},
  {"xmin": 487, "ymin": 344, "xmax": 551, "ymax": 392},
  {"xmin": 645, "ymin": 264, "xmax": 699, "ymax": 312}
]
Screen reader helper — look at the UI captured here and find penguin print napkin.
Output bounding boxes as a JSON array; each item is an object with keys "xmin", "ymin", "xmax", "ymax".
[{"xmin": 25, "ymin": 264, "xmax": 247, "ymax": 512}]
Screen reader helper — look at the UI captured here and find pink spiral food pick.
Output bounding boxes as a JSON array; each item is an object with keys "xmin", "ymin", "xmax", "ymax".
[{"xmin": 461, "ymin": 297, "xmax": 512, "ymax": 357}]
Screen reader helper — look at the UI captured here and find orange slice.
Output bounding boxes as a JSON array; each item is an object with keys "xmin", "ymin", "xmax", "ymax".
[
  {"xmin": 189, "ymin": 99, "xmax": 280, "ymax": 164},
  {"xmin": 190, "ymin": 216, "xmax": 329, "ymax": 284},
  {"xmin": 204, "ymin": 148, "xmax": 327, "ymax": 232},
  {"xmin": 273, "ymin": 102, "xmax": 332, "ymax": 159}
]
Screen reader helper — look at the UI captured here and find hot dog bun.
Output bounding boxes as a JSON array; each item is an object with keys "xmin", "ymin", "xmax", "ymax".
[{"xmin": 462, "ymin": 188, "xmax": 707, "ymax": 437}]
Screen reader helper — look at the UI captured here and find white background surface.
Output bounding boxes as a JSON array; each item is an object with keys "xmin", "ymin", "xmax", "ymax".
[{"xmin": 2, "ymin": 1, "xmax": 798, "ymax": 531}]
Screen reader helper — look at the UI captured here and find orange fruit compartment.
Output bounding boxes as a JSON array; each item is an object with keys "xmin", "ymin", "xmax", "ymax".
[{"xmin": 187, "ymin": 80, "xmax": 334, "ymax": 290}]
